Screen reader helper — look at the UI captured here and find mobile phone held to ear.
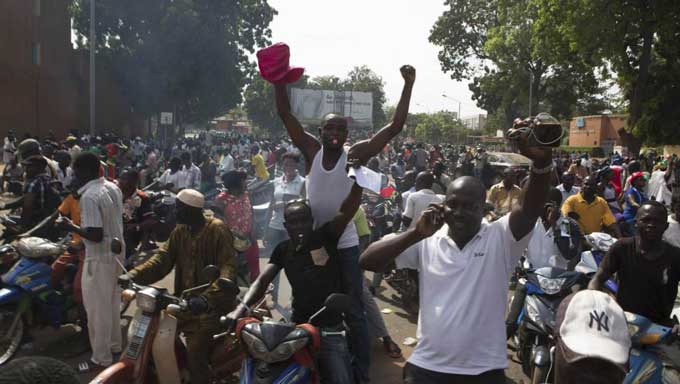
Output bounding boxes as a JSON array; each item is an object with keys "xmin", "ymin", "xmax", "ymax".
[{"xmin": 506, "ymin": 112, "xmax": 563, "ymax": 148}]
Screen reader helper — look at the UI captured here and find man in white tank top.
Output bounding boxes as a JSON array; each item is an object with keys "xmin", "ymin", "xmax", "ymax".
[{"xmin": 274, "ymin": 65, "xmax": 415, "ymax": 382}]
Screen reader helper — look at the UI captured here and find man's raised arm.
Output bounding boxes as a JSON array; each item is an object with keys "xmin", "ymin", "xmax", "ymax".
[
  {"xmin": 348, "ymin": 66, "xmax": 415, "ymax": 164},
  {"xmin": 509, "ymin": 142, "xmax": 553, "ymax": 241},
  {"xmin": 332, "ymin": 180, "xmax": 363, "ymax": 237},
  {"xmin": 360, "ymin": 204, "xmax": 442, "ymax": 272},
  {"xmin": 275, "ymin": 84, "xmax": 320, "ymax": 163}
]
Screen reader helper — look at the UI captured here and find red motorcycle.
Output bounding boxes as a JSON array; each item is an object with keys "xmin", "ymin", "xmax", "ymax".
[{"xmin": 92, "ymin": 265, "xmax": 270, "ymax": 384}]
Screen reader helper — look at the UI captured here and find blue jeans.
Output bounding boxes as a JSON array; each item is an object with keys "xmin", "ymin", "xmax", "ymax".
[
  {"xmin": 338, "ymin": 246, "xmax": 370, "ymax": 382},
  {"xmin": 265, "ymin": 228, "xmax": 289, "ymax": 304},
  {"xmin": 318, "ymin": 332, "xmax": 353, "ymax": 384}
]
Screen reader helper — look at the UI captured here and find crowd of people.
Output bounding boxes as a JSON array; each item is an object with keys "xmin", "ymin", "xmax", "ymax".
[{"xmin": 0, "ymin": 65, "xmax": 678, "ymax": 384}]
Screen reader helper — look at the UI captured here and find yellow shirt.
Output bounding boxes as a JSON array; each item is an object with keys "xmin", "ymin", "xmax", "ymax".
[
  {"xmin": 353, "ymin": 206, "xmax": 371, "ymax": 238},
  {"xmin": 58, "ymin": 195, "xmax": 81, "ymax": 243},
  {"xmin": 487, "ymin": 182, "xmax": 522, "ymax": 216},
  {"xmin": 251, "ymin": 154, "xmax": 269, "ymax": 181},
  {"xmin": 561, "ymin": 193, "xmax": 616, "ymax": 235}
]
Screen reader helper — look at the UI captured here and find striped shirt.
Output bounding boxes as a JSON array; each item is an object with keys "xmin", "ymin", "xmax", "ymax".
[{"xmin": 78, "ymin": 177, "xmax": 125, "ymax": 263}]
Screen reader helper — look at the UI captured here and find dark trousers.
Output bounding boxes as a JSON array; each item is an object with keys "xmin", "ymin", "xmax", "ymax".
[
  {"xmin": 505, "ymin": 282, "xmax": 527, "ymax": 338},
  {"xmin": 404, "ymin": 363, "xmax": 506, "ymax": 384},
  {"xmin": 338, "ymin": 246, "xmax": 371, "ymax": 382},
  {"xmin": 318, "ymin": 332, "xmax": 353, "ymax": 384}
]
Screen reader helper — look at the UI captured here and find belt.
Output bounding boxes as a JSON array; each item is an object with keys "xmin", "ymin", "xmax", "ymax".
[{"xmin": 319, "ymin": 324, "xmax": 346, "ymax": 338}]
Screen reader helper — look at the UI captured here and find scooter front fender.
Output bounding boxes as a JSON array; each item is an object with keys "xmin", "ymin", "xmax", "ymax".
[
  {"xmin": 152, "ymin": 311, "xmax": 181, "ymax": 384},
  {"xmin": 89, "ymin": 361, "xmax": 134, "ymax": 384}
]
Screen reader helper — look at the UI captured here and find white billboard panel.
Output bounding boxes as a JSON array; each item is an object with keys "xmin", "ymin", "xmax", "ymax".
[{"xmin": 290, "ymin": 89, "xmax": 373, "ymax": 126}]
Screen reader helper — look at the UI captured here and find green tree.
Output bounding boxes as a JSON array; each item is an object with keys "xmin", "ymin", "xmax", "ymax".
[
  {"xmin": 414, "ymin": 111, "xmax": 467, "ymax": 144},
  {"xmin": 343, "ymin": 66, "xmax": 387, "ymax": 128},
  {"xmin": 71, "ymin": 0, "xmax": 276, "ymax": 129},
  {"xmin": 243, "ymin": 74, "xmax": 308, "ymax": 137},
  {"xmin": 534, "ymin": 0, "xmax": 680, "ymax": 150},
  {"xmin": 309, "ymin": 66, "xmax": 387, "ymax": 128},
  {"xmin": 430, "ymin": 0, "xmax": 611, "ymax": 128}
]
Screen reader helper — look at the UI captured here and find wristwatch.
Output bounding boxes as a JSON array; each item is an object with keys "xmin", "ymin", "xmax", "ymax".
[{"xmin": 530, "ymin": 161, "xmax": 555, "ymax": 175}]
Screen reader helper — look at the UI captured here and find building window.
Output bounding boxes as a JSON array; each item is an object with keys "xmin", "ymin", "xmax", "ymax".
[
  {"xmin": 32, "ymin": 43, "xmax": 41, "ymax": 66},
  {"xmin": 33, "ymin": 0, "xmax": 41, "ymax": 16}
]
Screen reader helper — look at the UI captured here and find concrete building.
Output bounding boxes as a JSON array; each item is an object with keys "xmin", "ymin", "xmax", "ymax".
[
  {"xmin": 212, "ymin": 112, "xmax": 253, "ymax": 134},
  {"xmin": 462, "ymin": 114, "xmax": 487, "ymax": 131},
  {"xmin": 0, "ymin": 0, "xmax": 142, "ymax": 140},
  {"xmin": 568, "ymin": 114, "xmax": 625, "ymax": 153}
]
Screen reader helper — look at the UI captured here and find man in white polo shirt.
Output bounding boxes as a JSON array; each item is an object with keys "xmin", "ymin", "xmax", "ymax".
[
  {"xmin": 360, "ymin": 138, "xmax": 553, "ymax": 383},
  {"xmin": 402, "ymin": 171, "xmax": 444, "ymax": 230},
  {"xmin": 57, "ymin": 151, "xmax": 125, "ymax": 370}
]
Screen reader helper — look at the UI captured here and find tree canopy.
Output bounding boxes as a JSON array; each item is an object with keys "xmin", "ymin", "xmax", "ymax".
[
  {"xmin": 413, "ymin": 111, "xmax": 469, "ymax": 144},
  {"xmin": 430, "ymin": 0, "xmax": 680, "ymax": 151},
  {"xmin": 71, "ymin": 0, "xmax": 276, "ymax": 127},
  {"xmin": 430, "ymin": 0, "xmax": 612, "ymax": 130},
  {"xmin": 533, "ymin": 0, "xmax": 680, "ymax": 148}
]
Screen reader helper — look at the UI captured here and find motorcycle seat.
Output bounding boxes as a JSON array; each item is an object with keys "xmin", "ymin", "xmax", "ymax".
[{"xmin": 15, "ymin": 237, "xmax": 63, "ymax": 259}]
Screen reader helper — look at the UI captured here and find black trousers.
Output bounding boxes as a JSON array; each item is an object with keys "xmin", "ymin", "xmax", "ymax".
[
  {"xmin": 505, "ymin": 282, "xmax": 528, "ymax": 340},
  {"xmin": 404, "ymin": 363, "xmax": 506, "ymax": 384}
]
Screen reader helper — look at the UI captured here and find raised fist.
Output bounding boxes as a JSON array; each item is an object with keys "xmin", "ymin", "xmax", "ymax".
[{"xmin": 400, "ymin": 65, "xmax": 416, "ymax": 84}]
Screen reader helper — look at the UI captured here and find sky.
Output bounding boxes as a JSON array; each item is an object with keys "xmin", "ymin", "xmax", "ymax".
[{"xmin": 266, "ymin": 0, "xmax": 486, "ymax": 117}]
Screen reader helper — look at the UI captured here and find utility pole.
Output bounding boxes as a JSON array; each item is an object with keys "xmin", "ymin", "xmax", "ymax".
[
  {"xmin": 441, "ymin": 94, "xmax": 461, "ymax": 120},
  {"xmin": 89, "ymin": 0, "xmax": 96, "ymax": 135},
  {"xmin": 528, "ymin": 71, "xmax": 533, "ymax": 116}
]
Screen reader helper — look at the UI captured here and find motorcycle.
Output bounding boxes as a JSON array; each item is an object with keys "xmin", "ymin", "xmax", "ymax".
[
  {"xmin": 384, "ymin": 268, "xmax": 419, "ymax": 316},
  {"xmin": 219, "ymin": 285, "xmax": 351, "ymax": 384},
  {"xmin": 574, "ymin": 232, "xmax": 619, "ymax": 294},
  {"xmin": 92, "ymin": 264, "xmax": 269, "ymax": 384},
  {"xmin": 146, "ymin": 190, "xmax": 177, "ymax": 243},
  {"xmin": 0, "ymin": 214, "xmax": 22, "ymax": 245},
  {"xmin": 0, "ymin": 236, "xmax": 85, "ymax": 365},
  {"xmin": 362, "ymin": 191, "xmax": 399, "ymax": 243},
  {"xmin": 514, "ymin": 267, "xmax": 585, "ymax": 384},
  {"xmin": 624, "ymin": 312, "xmax": 680, "ymax": 383}
]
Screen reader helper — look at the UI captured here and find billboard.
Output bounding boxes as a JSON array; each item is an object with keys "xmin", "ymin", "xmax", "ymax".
[{"xmin": 290, "ymin": 88, "xmax": 373, "ymax": 126}]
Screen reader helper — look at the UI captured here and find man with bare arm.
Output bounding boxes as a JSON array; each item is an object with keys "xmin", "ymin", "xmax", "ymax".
[{"xmin": 274, "ymin": 65, "xmax": 415, "ymax": 382}]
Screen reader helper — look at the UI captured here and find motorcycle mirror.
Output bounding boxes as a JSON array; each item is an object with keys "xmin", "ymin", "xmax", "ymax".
[
  {"xmin": 202, "ymin": 265, "xmax": 220, "ymax": 283},
  {"xmin": 216, "ymin": 278, "xmax": 239, "ymax": 297},
  {"xmin": 110, "ymin": 238, "xmax": 123, "ymax": 255},
  {"xmin": 324, "ymin": 293, "xmax": 351, "ymax": 314}
]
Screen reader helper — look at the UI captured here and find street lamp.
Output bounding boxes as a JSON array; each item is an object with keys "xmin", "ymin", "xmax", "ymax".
[{"xmin": 441, "ymin": 93, "xmax": 461, "ymax": 120}]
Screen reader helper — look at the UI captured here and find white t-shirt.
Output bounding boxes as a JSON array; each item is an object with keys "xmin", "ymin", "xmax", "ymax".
[
  {"xmin": 158, "ymin": 169, "xmax": 183, "ymax": 191},
  {"xmin": 526, "ymin": 219, "xmax": 568, "ymax": 270},
  {"xmin": 401, "ymin": 187, "xmax": 416, "ymax": 211},
  {"xmin": 396, "ymin": 214, "xmax": 532, "ymax": 374},
  {"xmin": 403, "ymin": 189, "xmax": 444, "ymax": 229},
  {"xmin": 557, "ymin": 184, "xmax": 580, "ymax": 208},
  {"xmin": 663, "ymin": 215, "xmax": 680, "ymax": 248},
  {"xmin": 269, "ymin": 174, "xmax": 305, "ymax": 231}
]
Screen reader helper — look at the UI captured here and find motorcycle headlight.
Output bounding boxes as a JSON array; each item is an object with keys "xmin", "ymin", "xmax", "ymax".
[
  {"xmin": 241, "ymin": 328, "xmax": 309, "ymax": 364},
  {"xmin": 536, "ymin": 276, "xmax": 566, "ymax": 295},
  {"xmin": 270, "ymin": 337, "xmax": 309, "ymax": 362},
  {"xmin": 136, "ymin": 291, "xmax": 157, "ymax": 312}
]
